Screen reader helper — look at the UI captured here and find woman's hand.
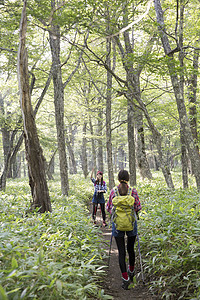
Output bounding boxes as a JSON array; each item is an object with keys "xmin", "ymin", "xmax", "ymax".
[{"xmin": 90, "ymin": 167, "xmax": 94, "ymax": 178}]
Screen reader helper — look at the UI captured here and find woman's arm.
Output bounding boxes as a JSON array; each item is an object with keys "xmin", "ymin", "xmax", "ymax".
[
  {"xmin": 97, "ymin": 181, "xmax": 107, "ymax": 193},
  {"xmin": 132, "ymin": 188, "xmax": 142, "ymax": 212},
  {"xmin": 90, "ymin": 167, "xmax": 94, "ymax": 179},
  {"xmin": 106, "ymin": 188, "xmax": 115, "ymax": 214}
]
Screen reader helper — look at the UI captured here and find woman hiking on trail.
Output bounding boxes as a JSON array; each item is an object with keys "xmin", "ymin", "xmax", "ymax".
[
  {"xmin": 90, "ymin": 168, "xmax": 107, "ymax": 227},
  {"xmin": 106, "ymin": 169, "xmax": 141, "ymax": 290}
]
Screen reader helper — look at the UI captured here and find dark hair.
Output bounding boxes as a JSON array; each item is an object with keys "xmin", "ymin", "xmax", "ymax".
[
  {"xmin": 96, "ymin": 171, "xmax": 103, "ymax": 185},
  {"xmin": 118, "ymin": 170, "xmax": 129, "ymax": 196},
  {"xmin": 96, "ymin": 171, "xmax": 103, "ymax": 176}
]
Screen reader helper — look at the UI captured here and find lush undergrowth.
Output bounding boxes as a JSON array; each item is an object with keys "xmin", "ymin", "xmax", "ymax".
[
  {"xmin": 0, "ymin": 172, "xmax": 199, "ymax": 300},
  {"xmin": 137, "ymin": 173, "xmax": 200, "ymax": 300},
  {"xmin": 0, "ymin": 176, "xmax": 112, "ymax": 300}
]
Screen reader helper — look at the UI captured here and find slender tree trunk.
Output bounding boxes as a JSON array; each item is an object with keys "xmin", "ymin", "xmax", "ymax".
[
  {"xmin": 178, "ymin": 2, "xmax": 188, "ymax": 188},
  {"xmin": 113, "ymin": 146, "xmax": 117, "ymax": 173},
  {"xmin": 114, "ymin": 31, "xmax": 174, "ymax": 187},
  {"xmin": 188, "ymin": 47, "xmax": 199, "ymax": 154},
  {"xmin": 118, "ymin": 143, "xmax": 125, "ymax": 170},
  {"xmin": 127, "ymin": 98, "xmax": 136, "ymax": 186},
  {"xmin": 47, "ymin": 149, "xmax": 57, "ymax": 176},
  {"xmin": 106, "ymin": 36, "xmax": 115, "ymax": 189},
  {"xmin": 0, "ymin": 129, "xmax": 17, "ymax": 190},
  {"xmin": 0, "ymin": 131, "xmax": 23, "ymax": 189},
  {"xmin": 0, "ymin": 60, "xmax": 52, "ymax": 189},
  {"xmin": 114, "ymin": 2, "xmax": 152, "ymax": 183},
  {"xmin": 49, "ymin": 1, "xmax": 69, "ymax": 195},
  {"xmin": 66, "ymin": 141, "xmax": 77, "ymax": 175},
  {"xmin": 82, "ymin": 122, "xmax": 88, "ymax": 178},
  {"xmin": 121, "ymin": 2, "xmax": 137, "ymax": 185},
  {"xmin": 66, "ymin": 126, "xmax": 77, "ymax": 174},
  {"xmin": 17, "ymin": 0, "xmax": 51, "ymax": 212},
  {"xmin": 1, "ymin": 128, "xmax": 10, "ymax": 168},
  {"xmin": 154, "ymin": 0, "xmax": 200, "ymax": 191},
  {"xmin": 89, "ymin": 116, "xmax": 97, "ymax": 174},
  {"xmin": 135, "ymin": 101, "xmax": 152, "ymax": 180},
  {"xmin": 12, "ymin": 154, "xmax": 18, "ymax": 178},
  {"xmin": 44, "ymin": 157, "xmax": 54, "ymax": 180},
  {"xmin": 180, "ymin": 130, "xmax": 188, "ymax": 188},
  {"xmin": 97, "ymin": 102, "xmax": 104, "ymax": 172},
  {"xmin": 0, "ymin": 93, "xmax": 12, "ymax": 188},
  {"xmin": 135, "ymin": 96, "xmax": 175, "ymax": 188},
  {"xmin": 22, "ymin": 151, "xmax": 26, "ymax": 177},
  {"xmin": 0, "ymin": 94, "xmax": 11, "ymax": 168}
]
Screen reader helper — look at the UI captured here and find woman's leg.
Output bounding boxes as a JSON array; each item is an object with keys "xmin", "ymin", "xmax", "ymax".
[
  {"xmin": 115, "ymin": 236, "xmax": 126, "ymax": 273},
  {"xmin": 127, "ymin": 235, "xmax": 136, "ymax": 270},
  {"xmin": 100, "ymin": 203, "xmax": 106, "ymax": 222},
  {"xmin": 92, "ymin": 203, "xmax": 98, "ymax": 222}
]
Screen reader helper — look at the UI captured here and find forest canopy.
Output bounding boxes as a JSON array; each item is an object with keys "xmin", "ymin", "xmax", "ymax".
[{"xmin": 0, "ymin": 0, "xmax": 200, "ymax": 195}]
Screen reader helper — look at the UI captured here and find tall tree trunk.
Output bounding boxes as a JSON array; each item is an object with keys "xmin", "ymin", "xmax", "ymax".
[
  {"xmin": 97, "ymin": 102, "xmax": 104, "ymax": 172},
  {"xmin": 135, "ymin": 95, "xmax": 175, "ymax": 188},
  {"xmin": 0, "ymin": 93, "xmax": 11, "ymax": 167},
  {"xmin": 114, "ymin": 2, "xmax": 152, "ymax": 183},
  {"xmin": 135, "ymin": 101, "xmax": 153, "ymax": 180},
  {"xmin": 0, "ymin": 92, "xmax": 12, "ymax": 179},
  {"xmin": 22, "ymin": 151, "xmax": 26, "ymax": 177},
  {"xmin": 0, "ymin": 129, "xmax": 17, "ymax": 190},
  {"xmin": 180, "ymin": 130, "xmax": 188, "ymax": 188},
  {"xmin": 89, "ymin": 116, "xmax": 97, "ymax": 174},
  {"xmin": 12, "ymin": 154, "xmax": 18, "ymax": 178},
  {"xmin": 118, "ymin": 143, "xmax": 125, "ymax": 170},
  {"xmin": 178, "ymin": 1, "xmax": 188, "ymax": 188},
  {"xmin": 66, "ymin": 125, "xmax": 77, "ymax": 174},
  {"xmin": 49, "ymin": 0, "xmax": 69, "ymax": 195},
  {"xmin": 82, "ymin": 122, "xmax": 88, "ymax": 178},
  {"xmin": 44, "ymin": 157, "xmax": 54, "ymax": 180},
  {"xmin": 1, "ymin": 128, "xmax": 10, "ymax": 168},
  {"xmin": 66, "ymin": 142, "xmax": 77, "ymax": 175},
  {"xmin": 0, "ymin": 93, "xmax": 12, "ymax": 186},
  {"xmin": 113, "ymin": 146, "xmax": 117, "ymax": 173},
  {"xmin": 154, "ymin": 0, "xmax": 200, "ymax": 191},
  {"xmin": 188, "ymin": 46, "xmax": 199, "ymax": 154},
  {"xmin": 127, "ymin": 98, "xmax": 136, "ymax": 186},
  {"xmin": 47, "ymin": 149, "xmax": 57, "ymax": 176},
  {"xmin": 122, "ymin": 2, "xmax": 137, "ymax": 185},
  {"xmin": 17, "ymin": 0, "xmax": 51, "ymax": 212},
  {"xmin": 0, "ymin": 60, "xmax": 52, "ymax": 190},
  {"xmin": 106, "ymin": 35, "xmax": 115, "ymax": 189},
  {"xmin": 108, "ymin": 31, "xmax": 174, "ymax": 187}
]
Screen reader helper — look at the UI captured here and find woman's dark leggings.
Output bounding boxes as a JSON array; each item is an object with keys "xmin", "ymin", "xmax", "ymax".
[
  {"xmin": 115, "ymin": 235, "xmax": 136, "ymax": 273},
  {"xmin": 92, "ymin": 203, "xmax": 106, "ymax": 221}
]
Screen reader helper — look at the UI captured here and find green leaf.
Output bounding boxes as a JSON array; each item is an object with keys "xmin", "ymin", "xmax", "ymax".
[
  {"xmin": 20, "ymin": 288, "xmax": 28, "ymax": 299},
  {"xmin": 11, "ymin": 257, "xmax": 18, "ymax": 269},
  {"xmin": 6, "ymin": 269, "xmax": 17, "ymax": 278},
  {"xmin": 56, "ymin": 280, "xmax": 62, "ymax": 293},
  {"xmin": 0, "ymin": 285, "xmax": 8, "ymax": 300}
]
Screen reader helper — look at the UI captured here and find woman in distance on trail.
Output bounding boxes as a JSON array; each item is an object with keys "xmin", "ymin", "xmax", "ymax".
[{"xmin": 90, "ymin": 168, "xmax": 107, "ymax": 227}]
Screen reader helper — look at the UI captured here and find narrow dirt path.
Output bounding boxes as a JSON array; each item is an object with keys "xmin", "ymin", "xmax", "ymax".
[{"xmin": 93, "ymin": 206, "xmax": 158, "ymax": 299}]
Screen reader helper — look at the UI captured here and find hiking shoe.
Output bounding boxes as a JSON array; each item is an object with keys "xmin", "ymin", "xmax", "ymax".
[
  {"xmin": 102, "ymin": 221, "xmax": 107, "ymax": 227},
  {"xmin": 93, "ymin": 220, "xmax": 96, "ymax": 225},
  {"xmin": 121, "ymin": 278, "xmax": 130, "ymax": 290},
  {"xmin": 128, "ymin": 268, "xmax": 135, "ymax": 282}
]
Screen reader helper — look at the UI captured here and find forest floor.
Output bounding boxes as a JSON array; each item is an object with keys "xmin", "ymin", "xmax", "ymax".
[{"xmin": 91, "ymin": 206, "xmax": 159, "ymax": 300}]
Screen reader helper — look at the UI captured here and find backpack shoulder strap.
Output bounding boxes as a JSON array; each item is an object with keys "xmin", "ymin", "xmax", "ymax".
[
  {"xmin": 114, "ymin": 186, "xmax": 132, "ymax": 197},
  {"xmin": 127, "ymin": 187, "xmax": 132, "ymax": 196}
]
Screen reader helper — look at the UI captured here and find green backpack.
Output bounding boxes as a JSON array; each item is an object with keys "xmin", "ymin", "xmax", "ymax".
[{"xmin": 112, "ymin": 187, "xmax": 135, "ymax": 231}]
